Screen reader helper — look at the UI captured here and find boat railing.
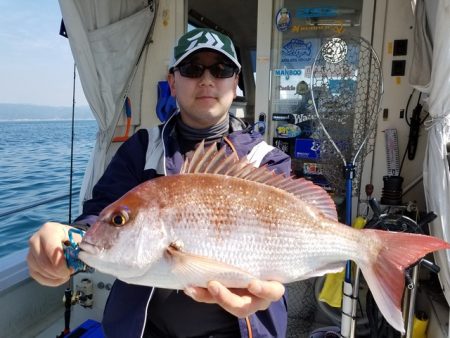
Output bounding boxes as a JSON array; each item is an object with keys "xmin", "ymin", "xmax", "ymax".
[
  {"xmin": 0, "ymin": 189, "xmax": 80, "ymax": 219},
  {"xmin": 0, "ymin": 248, "xmax": 29, "ymax": 293},
  {"xmin": 0, "ymin": 189, "xmax": 80, "ymax": 293}
]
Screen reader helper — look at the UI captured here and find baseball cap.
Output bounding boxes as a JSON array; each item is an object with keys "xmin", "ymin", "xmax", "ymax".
[{"xmin": 170, "ymin": 28, "xmax": 241, "ymax": 70}]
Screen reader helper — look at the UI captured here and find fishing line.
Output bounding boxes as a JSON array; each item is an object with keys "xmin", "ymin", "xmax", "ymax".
[{"xmin": 68, "ymin": 62, "xmax": 76, "ymax": 224}]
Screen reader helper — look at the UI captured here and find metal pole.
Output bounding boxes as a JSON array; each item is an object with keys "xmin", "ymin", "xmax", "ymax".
[
  {"xmin": 341, "ymin": 163, "xmax": 356, "ymax": 338},
  {"xmin": 405, "ymin": 266, "xmax": 419, "ymax": 338}
]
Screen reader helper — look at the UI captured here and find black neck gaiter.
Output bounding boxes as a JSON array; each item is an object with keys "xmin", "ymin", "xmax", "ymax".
[{"xmin": 175, "ymin": 114, "xmax": 230, "ymax": 153}]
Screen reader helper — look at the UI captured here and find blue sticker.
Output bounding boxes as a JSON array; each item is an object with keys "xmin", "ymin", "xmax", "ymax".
[
  {"xmin": 328, "ymin": 79, "xmax": 357, "ymax": 95},
  {"xmin": 283, "ymin": 39, "xmax": 312, "ymax": 58},
  {"xmin": 296, "ymin": 7, "xmax": 338, "ymax": 18},
  {"xmin": 280, "ymin": 38, "xmax": 319, "ymax": 68},
  {"xmin": 295, "ymin": 138, "xmax": 320, "ymax": 159},
  {"xmin": 276, "ymin": 8, "xmax": 292, "ymax": 32}
]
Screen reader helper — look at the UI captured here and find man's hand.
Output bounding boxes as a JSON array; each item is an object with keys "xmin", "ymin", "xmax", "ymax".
[
  {"xmin": 184, "ymin": 280, "xmax": 285, "ymax": 318},
  {"xmin": 27, "ymin": 222, "xmax": 78, "ymax": 287}
]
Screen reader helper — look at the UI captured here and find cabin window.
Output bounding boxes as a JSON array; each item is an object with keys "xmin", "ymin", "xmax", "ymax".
[{"xmin": 268, "ymin": 0, "xmax": 363, "ymax": 190}]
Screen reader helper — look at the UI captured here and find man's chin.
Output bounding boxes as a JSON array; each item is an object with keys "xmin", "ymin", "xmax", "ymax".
[{"xmin": 181, "ymin": 111, "xmax": 228, "ymax": 128}]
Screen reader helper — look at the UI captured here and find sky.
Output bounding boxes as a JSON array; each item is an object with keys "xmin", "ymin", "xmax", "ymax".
[{"xmin": 0, "ymin": 0, "xmax": 87, "ymax": 107}]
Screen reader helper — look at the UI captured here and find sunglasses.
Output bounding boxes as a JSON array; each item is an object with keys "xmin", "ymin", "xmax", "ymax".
[{"xmin": 173, "ymin": 62, "xmax": 238, "ymax": 78}]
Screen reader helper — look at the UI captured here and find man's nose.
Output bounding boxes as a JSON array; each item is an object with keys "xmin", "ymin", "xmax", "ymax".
[{"xmin": 198, "ymin": 69, "xmax": 215, "ymax": 84}]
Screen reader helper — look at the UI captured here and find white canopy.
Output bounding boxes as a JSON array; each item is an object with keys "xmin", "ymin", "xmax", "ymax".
[
  {"xmin": 412, "ymin": 0, "xmax": 450, "ymax": 304},
  {"xmin": 58, "ymin": 0, "xmax": 157, "ymax": 206}
]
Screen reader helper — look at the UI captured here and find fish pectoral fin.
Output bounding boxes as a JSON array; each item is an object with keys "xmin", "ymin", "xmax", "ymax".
[{"xmin": 165, "ymin": 246, "xmax": 256, "ymax": 288}]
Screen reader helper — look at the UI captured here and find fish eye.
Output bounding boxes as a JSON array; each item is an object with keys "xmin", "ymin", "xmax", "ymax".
[{"xmin": 110, "ymin": 210, "xmax": 129, "ymax": 227}]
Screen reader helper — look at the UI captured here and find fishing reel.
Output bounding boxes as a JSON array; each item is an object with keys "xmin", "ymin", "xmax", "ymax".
[
  {"xmin": 364, "ymin": 198, "xmax": 441, "ymax": 337},
  {"xmin": 365, "ymin": 198, "xmax": 441, "ymax": 281},
  {"xmin": 62, "ymin": 278, "xmax": 94, "ymax": 309},
  {"xmin": 74, "ymin": 278, "xmax": 94, "ymax": 308},
  {"xmin": 62, "ymin": 228, "xmax": 96, "ymax": 309}
]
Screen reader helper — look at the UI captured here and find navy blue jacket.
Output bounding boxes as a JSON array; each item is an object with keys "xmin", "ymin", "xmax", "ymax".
[{"xmin": 76, "ymin": 114, "xmax": 291, "ymax": 337}]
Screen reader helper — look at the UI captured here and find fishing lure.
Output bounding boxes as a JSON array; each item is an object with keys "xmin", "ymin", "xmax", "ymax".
[{"xmin": 64, "ymin": 228, "xmax": 90, "ymax": 273}]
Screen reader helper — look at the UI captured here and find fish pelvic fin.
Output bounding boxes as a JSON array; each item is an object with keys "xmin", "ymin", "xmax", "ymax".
[
  {"xmin": 181, "ymin": 140, "xmax": 338, "ymax": 222},
  {"xmin": 359, "ymin": 229, "xmax": 450, "ymax": 333}
]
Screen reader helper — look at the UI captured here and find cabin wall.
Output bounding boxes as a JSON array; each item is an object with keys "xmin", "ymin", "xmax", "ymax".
[
  {"xmin": 365, "ymin": 0, "xmax": 429, "ymax": 212},
  {"xmin": 139, "ymin": 0, "xmax": 186, "ymax": 129}
]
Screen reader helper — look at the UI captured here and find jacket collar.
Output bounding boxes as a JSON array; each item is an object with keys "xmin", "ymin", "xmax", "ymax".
[{"xmin": 161, "ymin": 111, "xmax": 252, "ymax": 176}]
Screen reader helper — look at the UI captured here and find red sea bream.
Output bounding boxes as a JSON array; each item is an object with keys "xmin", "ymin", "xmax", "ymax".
[{"xmin": 78, "ymin": 142, "xmax": 450, "ymax": 333}]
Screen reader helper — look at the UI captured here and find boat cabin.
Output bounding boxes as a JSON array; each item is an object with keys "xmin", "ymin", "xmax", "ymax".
[{"xmin": 1, "ymin": 0, "xmax": 449, "ymax": 337}]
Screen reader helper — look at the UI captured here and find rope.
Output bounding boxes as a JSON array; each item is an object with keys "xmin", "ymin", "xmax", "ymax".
[{"xmin": 424, "ymin": 114, "xmax": 450, "ymax": 130}]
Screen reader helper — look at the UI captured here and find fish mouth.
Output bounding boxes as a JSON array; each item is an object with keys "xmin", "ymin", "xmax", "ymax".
[{"xmin": 79, "ymin": 241, "xmax": 102, "ymax": 255}]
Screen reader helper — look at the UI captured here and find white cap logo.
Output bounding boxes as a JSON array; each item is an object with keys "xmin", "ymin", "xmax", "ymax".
[{"xmin": 185, "ymin": 32, "xmax": 225, "ymax": 51}]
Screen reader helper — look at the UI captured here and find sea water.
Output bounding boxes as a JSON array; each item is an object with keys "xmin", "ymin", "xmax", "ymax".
[{"xmin": 0, "ymin": 120, "xmax": 97, "ymax": 258}]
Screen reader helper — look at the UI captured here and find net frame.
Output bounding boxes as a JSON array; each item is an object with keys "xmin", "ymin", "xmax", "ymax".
[{"xmin": 310, "ymin": 35, "xmax": 383, "ymax": 196}]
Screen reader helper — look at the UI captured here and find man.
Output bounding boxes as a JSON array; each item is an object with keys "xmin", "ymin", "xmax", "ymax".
[{"xmin": 28, "ymin": 28, "xmax": 290, "ymax": 337}]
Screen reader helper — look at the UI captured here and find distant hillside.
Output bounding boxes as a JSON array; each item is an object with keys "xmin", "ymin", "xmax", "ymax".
[{"xmin": 0, "ymin": 103, "xmax": 94, "ymax": 121}]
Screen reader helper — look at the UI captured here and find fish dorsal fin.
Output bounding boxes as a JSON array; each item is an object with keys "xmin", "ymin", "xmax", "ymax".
[{"xmin": 181, "ymin": 141, "xmax": 338, "ymax": 222}]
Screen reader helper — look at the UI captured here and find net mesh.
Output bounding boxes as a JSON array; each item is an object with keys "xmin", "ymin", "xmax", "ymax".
[{"xmin": 311, "ymin": 35, "xmax": 383, "ymax": 196}]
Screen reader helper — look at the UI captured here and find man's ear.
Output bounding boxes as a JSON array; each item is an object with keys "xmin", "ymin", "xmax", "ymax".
[
  {"xmin": 167, "ymin": 73, "xmax": 176, "ymax": 97},
  {"xmin": 233, "ymin": 74, "xmax": 239, "ymax": 98}
]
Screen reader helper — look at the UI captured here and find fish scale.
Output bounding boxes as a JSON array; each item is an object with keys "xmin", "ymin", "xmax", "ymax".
[{"xmin": 78, "ymin": 141, "xmax": 450, "ymax": 333}]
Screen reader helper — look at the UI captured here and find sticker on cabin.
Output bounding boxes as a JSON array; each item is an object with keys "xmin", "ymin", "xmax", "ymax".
[
  {"xmin": 295, "ymin": 7, "xmax": 339, "ymax": 19},
  {"xmin": 290, "ymin": 24, "xmax": 345, "ymax": 34},
  {"xmin": 276, "ymin": 124, "xmax": 302, "ymax": 138},
  {"xmin": 273, "ymin": 66, "xmax": 302, "ymax": 80},
  {"xmin": 276, "ymin": 85, "xmax": 296, "ymax": 91},
  {"xmin": 281, "ymin": 38, "xmax": 319, "ymax": 68},
  {"xmin": 322, "ymin": 37, "xmax": 347, "ymax": 63},
  {"xmin": 276, "ymin": 8, "xmax": 292, "ymax": 32},
  {"xmin": 303, "ymin": 162, "xmax": 323, "ymax": 175},
  {"xmin": 283, "ymin": 39, "xmax": 312, "ymax": 58},
  {"xmin": 294, "ymin": 139, "xmax": 320, "ymax": 159}
]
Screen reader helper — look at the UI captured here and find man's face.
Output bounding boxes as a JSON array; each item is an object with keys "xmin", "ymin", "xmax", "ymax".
[{"xmin": 168, "ymin": 51, "xmax": 239, "ymax": 129}]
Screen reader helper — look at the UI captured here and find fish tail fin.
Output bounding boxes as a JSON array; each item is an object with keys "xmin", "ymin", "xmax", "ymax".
[{"xmin": 359, "ymin": 229, "xmax": 450, "ymax": 334}]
